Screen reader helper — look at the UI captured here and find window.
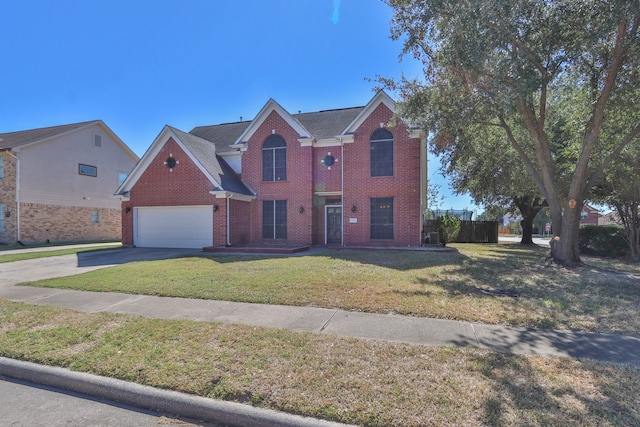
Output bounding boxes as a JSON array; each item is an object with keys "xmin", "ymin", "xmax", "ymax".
[
  {"xmin": 262, "ymin": 135, "xmax": 287, "ymax": 181},
  {"xmin": 370, "ymin": 129, "xmax": 394, "ymax": 177},
  {"xmin": 0, "ymin": 156, "xmax": 4, "ymax": 179},
  {"xmin": 370, "ymin": 197, "xmax": 394, "ymax": 240},
  {"xmin": 79, "ymin": 164, "xmax": 97, "ymax": 177},
  {"xmin": 118, "ymin": 172, "xmax": 128, "ymax": 186},
  {"xmin": 94, "ymin": 134, "xmax": 102, "ymax": 147},
  {"xmin": 91, "ymin": 210, "xmax": 100, "ymax": 223},
  {"xmin": 0, "ymin": 203, "xmax": 4, "ymax": 232},
  {"xmin": 262, "ymin": 200, "xmax": 287, "ymax": 239}
]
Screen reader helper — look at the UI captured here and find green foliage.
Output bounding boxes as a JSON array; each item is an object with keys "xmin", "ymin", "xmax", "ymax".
[
  {"xmin": 437, "ymin": 213, "xmax": 462, "ymax": 246},
  {"xmin": 579, "ymin": 225, "xmax": 630, "ymax": 258},
  {"xmin": 382, "ymin": 0, "xmax": 640, "ymax": 265}
]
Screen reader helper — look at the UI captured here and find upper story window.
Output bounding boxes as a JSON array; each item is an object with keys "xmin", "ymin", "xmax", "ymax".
[
  {"xmin": 79, "ymin": 164, "xmax": 97, "ymax": 177},
  {"xmin": 262, "ymin": 135, "xmax": 287, "ymax": 182},
  {"xmin": 118, "ymin": 172, "xmax": 128, "ymax": 186},
  {"xmin": 370, "ymin": 128, "xmax": 394, "ymax": 177},
  {"xmin": 0, "ymin": 156, "xmax": 4, "ymax": 179}
]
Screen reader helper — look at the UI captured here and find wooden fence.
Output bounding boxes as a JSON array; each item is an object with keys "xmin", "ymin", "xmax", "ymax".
[{"xmin": 423, "ymin": 220, "xmax": 499, "ymax": 244}]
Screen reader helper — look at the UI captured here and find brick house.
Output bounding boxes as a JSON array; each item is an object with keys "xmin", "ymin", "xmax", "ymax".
[
  {"xmin": 0, "ymin": 121, "xmax": 138, "ymax": 244},
  {"xmin": 116, "ymin": 91, "xmax": 427, "ymax": 249},
  {"xmin": 580, "ymin": 204, "xmax": 601, "ymax": 226}
]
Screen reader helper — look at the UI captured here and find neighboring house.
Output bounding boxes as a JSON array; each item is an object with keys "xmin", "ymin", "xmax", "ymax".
[
  {"xmin": 599, "ymin": 211, "xmax": 622, "ymax": 226},
  {"xmin": 0, "ymin": 121, "xmax": 139, "ymax": 244},
  {"xmin": 116, "ymin": 91, "xmax": 427, "ymax": 249},
  {"xmin": 580, "ymin": 204, "xmax": 600, "ymax": 226}
]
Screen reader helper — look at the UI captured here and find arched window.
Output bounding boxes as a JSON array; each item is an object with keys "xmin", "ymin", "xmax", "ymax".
[
  {"xmin": 262, "ymin": 135, "xmax": 287, "ymax": 181},
  {"xmin": 370, "ymin": 128, "xmax": 394, "ymax": 177}
]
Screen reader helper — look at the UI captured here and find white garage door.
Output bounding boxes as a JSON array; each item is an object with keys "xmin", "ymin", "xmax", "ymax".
[{"xmin": 135, "ymin": 206, "xmax": 213, "ymax": 248}]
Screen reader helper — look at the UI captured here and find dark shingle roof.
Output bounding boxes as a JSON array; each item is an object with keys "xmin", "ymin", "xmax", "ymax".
[
  {"xmin": 189, "ymin": 106, "xmax": 365, "ymax": 146},
  {"xmin": 190, "ymin": 121, "xmax": 251, "ymax": 152},
  {"xmin": 169, "ymin": 127, "xmax": 253, "ymax": 196},
  {"xmin": 0, "ymin": 121, "xmax": 98, "ymax": 150},
  {"xmin": 293, "ymin": 107, "xmax": 363, "ymax": 139}
]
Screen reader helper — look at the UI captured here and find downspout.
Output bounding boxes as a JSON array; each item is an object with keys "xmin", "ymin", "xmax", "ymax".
[
  {"xmin": 226, "ymin": 194, "xmax": 232, "ymax": 246},
  {"xmin": 420, "ymin": 132, "xmax": 428, "ymax": 246},
  {"xmin": 6, "ymin": 151, "xmax": 20, "ymax": 242},
  {"xmin": 340, "ymin": 137, "xmax": 345, "ymax": 246}
]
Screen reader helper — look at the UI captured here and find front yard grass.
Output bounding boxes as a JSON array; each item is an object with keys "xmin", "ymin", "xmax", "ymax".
[
  {"xmin": 22, "ymin": 243, "xmax": 640, "ymax": 335},
  {"xmin": 0, "ymin": 243, "xmax": 121, "ymax": 263},
  {"xmin": 1, "ymin": 300, "xmax": 639, "ymax": 427}
]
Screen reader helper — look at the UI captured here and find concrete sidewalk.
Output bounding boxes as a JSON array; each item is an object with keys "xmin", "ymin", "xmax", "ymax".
[
  {"xmin": 3, "ymin": 283, "xmax": 639, "ymax": 365},
  {"xmin": 1, "ymin": 247, "xmax": 639, "ymax": 426},
  {"xmin": 1, "ymin": 247, "xmax": 638, "ymax": 365}
]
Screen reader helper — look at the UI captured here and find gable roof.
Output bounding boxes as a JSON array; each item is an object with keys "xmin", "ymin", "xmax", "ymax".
[
  {"xmin": 116, "ymin": 125, "xmax": 253, "ymax": 198},
  {"xmin": 293, "ymin": 107, "xmax": 364, "ymax": 140},
  {"xmin": 168, "ymin": 127, "xmax": 253, "ymax": 196},
  {"xmin": 0, "ymin": 120, "xmax": 138, "ymax": 160},
  {"xmin": 232, "ymin": 98, "xmax": 313, "ymax": 146},
  {"xmin": 0, "ymin": 121, "xmax": 97, "ymax": 150},
  {"xmin": 190, "ymin": 121, "xmax": 251, "ymax": 153}
]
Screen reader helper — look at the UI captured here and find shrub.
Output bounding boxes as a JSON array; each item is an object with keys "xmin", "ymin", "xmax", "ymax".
[
  {"xmin": 579, "ymin": 225, "xmax": 630, "ymax": 258},
  {"xmin": 438, "ymin": 213, "xmax": 462, "ymax": 246}
]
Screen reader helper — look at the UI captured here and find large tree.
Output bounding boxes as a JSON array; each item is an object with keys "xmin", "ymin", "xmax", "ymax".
[
  {"xmin": 383, "ymin": 0, "xmax": 640, "ymax": 266},
  {"xmin": 593, "ymin": 140, "xmax": 640, "ymax": 261},
  {"xmin": 432, "ymin": 120, "xmax": 547, "ymax": 244}
]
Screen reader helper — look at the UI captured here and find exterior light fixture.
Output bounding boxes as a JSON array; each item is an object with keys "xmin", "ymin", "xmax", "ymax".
[
  {"xmin": 299, "ymin": 205, "xmax": 304, "ymax": 214},
  {"xmin": 351, "ymin": 204, "xmax": 357, "ymax": 213},
  {"xmin": 124, "ymin": 206, "xmax": 131, "ymax": 214},
  {"xmin": 213, "ymin": 204, "xmax": 219, "ymax": 212}
]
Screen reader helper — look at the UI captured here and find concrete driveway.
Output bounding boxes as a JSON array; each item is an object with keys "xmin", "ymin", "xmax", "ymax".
[{"xmin": 0, "ymin": 247, "xmax": 202, "ymax": 287}]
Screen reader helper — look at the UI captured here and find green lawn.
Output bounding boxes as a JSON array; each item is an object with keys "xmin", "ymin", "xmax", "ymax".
[
  {"xmin": 1, "ymin": 300, "xmax": 639, "ymax": 426},
  {"xmin": 0, "ymin": 243, "xmax": 121, "ymax": 263},
  {"xmin": 23, "ymin": 243, "xmax": 640, "ymax": 335}
]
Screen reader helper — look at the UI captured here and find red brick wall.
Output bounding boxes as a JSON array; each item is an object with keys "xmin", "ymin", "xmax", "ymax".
[
  {"xmin": 123, "ymin": 137, "xmax": 218, "ymax": 246},
  {"xmin": 312, "ymin": 147, "xmax": 343, "ymax": 194},
  {"xmin": 229, "ymin": 198, "xmax": 251, "ymax": 245},
  {"xmin": 242, "ymin": 111, "xmax": 314, "ymax": 245},
  {"xmin": 343, "ymin": 104, "xmax": 422, "ymax": 247}
]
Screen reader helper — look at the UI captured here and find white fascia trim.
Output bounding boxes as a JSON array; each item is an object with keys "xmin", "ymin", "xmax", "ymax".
[
  {"xmin": 231, "ymin": 142, "xmax": 248, "ymax": 151},
  {"xmin": 233, "ymin": 99, "xmax": 312, "ymax": 145},
  {"xmin": 298, "ymin": 137, "xmax": 315, "ymax": 147},
  {"xmin": 115, "ymin": 126, "xmax": 223, "ymax": 195},
  {"xmin": 314, "ymin": 191, "xmax": 343, "ymax": 197},
  {"xmin": 409, "ymin": 128, "xmax": 426, "ymax": 139},
  {"xmin": 209, "ymin": 191, "xmax": 256, "ymax": 202},
  {"xmin": 341, "ymin": 91, "xmax": 396, "ymax": 135}
]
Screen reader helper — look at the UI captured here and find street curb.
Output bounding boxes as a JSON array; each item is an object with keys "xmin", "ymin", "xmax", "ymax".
[{"xmin": 0, "ymin": 357, "xmax": 353, "ymax": 427}]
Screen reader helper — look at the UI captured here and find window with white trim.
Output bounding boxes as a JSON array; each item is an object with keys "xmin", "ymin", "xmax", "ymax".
[
  {"xmin": 370, "ymin": 129, "xmax": 394, "ymax": 177},
  {"xmin": 262, "ymin": 135, "xmax": 287, "ymax": 181},
  {"xmin": 91, "ymin": 210, "xmax": 100, "ymax": 223}
]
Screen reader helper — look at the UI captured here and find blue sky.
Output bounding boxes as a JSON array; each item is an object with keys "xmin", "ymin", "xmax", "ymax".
[{"xmin": 1, "ymin": 0, "xmax": 479, "ymax": 212}]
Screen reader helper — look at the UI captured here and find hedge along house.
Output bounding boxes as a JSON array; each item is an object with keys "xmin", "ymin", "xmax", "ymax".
[{"xmin": 116, "ymin": 91, "xmax": 427, "ymax": 249}]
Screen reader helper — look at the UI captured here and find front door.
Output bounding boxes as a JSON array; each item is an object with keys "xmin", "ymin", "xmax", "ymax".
[{"xmin": 326, "ymin": 206, "xmax": 342, "ymax": 245}]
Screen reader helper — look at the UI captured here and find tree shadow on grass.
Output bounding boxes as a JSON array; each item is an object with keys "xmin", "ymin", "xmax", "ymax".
[{"xmin": 467, "ymin": 350, "xmax": 640, "ymax": 426}]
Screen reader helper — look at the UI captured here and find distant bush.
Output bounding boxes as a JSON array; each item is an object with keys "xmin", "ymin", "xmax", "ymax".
[
  {"xmin": 438, "ymin": 213, "xmax": 462, "ymax": 246},
  {"xmin": 579, "ymin": 225, "xmax": 630, "ymax": 258}
]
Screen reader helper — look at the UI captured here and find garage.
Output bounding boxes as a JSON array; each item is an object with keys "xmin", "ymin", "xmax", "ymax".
[{"xmin": 134, "ymin": 206, "xmax": 213, "ymax": 248}]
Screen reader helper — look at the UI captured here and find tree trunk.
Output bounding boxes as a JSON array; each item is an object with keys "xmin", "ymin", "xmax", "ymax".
[
  {"xmin": 520, "ymin": 217, "xmax": 534, "ymax": 245},
  {"xmin": 550, "ymin": 202, "xmax": 583, "ymax": 266},
  {"xmin": 514, "ymin": 195, "xmax": 546, "ymax": 245}
]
